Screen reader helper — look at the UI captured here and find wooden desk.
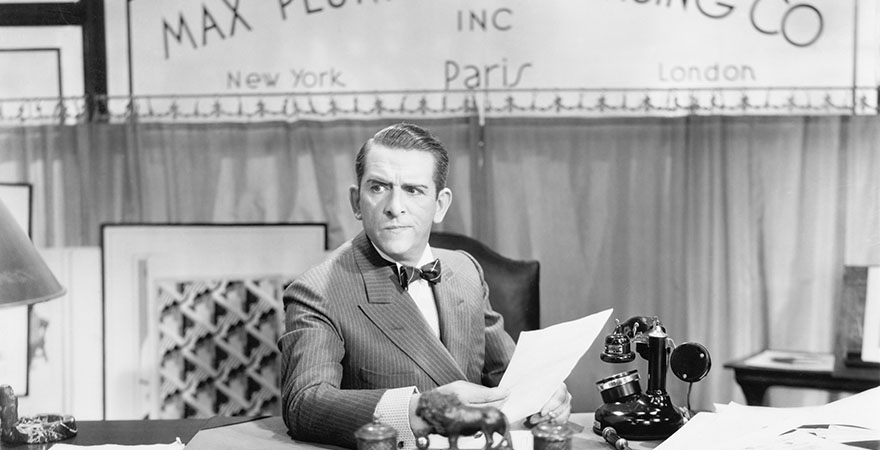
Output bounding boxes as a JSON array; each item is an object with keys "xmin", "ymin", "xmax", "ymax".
[
  {"xmin": 0, "ymin": 414, "xmax": 660, "ymax": 449},
  {"xmin": 0, "ymin": 416, "xmax": 252, "ymax": 449},
  {"xmin": 184, "ymin": 413, "xmax": 661, "ymax": 450},
  {"xmin": 724, "ymin": 350, "xmax": 880, "ymax": 406}
]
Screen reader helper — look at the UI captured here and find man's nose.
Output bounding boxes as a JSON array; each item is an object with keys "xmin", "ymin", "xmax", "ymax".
[{"xmin": 384, "ymin": 189, "xmax": 405, "ymax": 216}]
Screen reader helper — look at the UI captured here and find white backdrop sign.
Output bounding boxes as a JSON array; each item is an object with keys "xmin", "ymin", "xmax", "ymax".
[{"xmin": 124, "ymin": 0, "xmax": 876, "ymax": 117}]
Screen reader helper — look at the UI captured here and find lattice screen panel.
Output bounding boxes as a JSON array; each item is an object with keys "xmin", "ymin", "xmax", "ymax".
[{"xmin": 152, "ymin": 277, "xmax": 289, "ymax": 418}]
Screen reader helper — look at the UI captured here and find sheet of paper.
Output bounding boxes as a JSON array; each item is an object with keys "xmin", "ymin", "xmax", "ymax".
[
  {"xmin": 498, "ymin": 308, "xmax": 613, "ymax": 423},
  {"xmin": 657, "ymin": 387, "xmax": 880, "ymax": 450},
  {"xmin": 428, "ymin": 430, "xmax": 533, "ymax": 450},
  {"xmin": 50, "ymin": 439, "xmax": 184, "ymax": 450},
  {"xmin": 728, "ymin": 429, "xmax": 856, "ymax": 450},
  {"xmin": 654, "ymin": 412, "xmax": 719, "ymax": 450},
  {"xmin": 818, "ymin": 424, "xmax": 880, "ymax": 442},
  {"xmin": 720, "ymin": 387, "xmax": 880, "ymax": 432}
]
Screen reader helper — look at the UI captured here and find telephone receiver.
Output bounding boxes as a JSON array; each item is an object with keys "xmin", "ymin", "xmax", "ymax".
[{"xmin": 593, "ymin": 316, "xmax": 711, "ymax": 441}]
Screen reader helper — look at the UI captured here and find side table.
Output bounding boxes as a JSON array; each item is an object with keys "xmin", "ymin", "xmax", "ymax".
[{"xmin": 724, "ymin": 349, "xmax": 880, "ymax": 406}]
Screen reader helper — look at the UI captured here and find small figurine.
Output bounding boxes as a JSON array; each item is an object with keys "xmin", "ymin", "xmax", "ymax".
[
  {"xmin": 414, "ymin": 391, "xmax": 511, "ymax": 450},
  {"xmin": 354, "ymin": 415, "xmax": 398, "ymax": 450},
  {"xmin": 0, "ymin": 384, "xmax": 77, "ymax": 444},
  {"xmin": 0, "ymin": 385, "xmax": 17, "ymax": 431}
]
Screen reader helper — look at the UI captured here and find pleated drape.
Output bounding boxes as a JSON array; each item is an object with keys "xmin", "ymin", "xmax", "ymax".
[{"xmin": 1, "ymin": 115, "xmax": 877, "ymax": 413}]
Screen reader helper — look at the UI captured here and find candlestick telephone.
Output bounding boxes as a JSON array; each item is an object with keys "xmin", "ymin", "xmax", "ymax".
[{"xmin": 593, "ymin": 316, "xmax": 711, "ymax": 443}]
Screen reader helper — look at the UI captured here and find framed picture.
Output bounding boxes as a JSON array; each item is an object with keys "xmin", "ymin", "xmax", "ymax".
[
  {"xmin": 0, "ymin": 183, "xmax": 32, "ymax": 235},
  {"xmin": 861, "ymin": 267, "xmax": 880, "ymax": 363},
  {"xmin": 0, "ymin": 182, "xmax": 33, "ymax": 396},
  {"xmin": 837, "ymin": 266, "xmax": 880, "ymax": 368},
  {"xmin": 102, "ymin": 223, "xmax": 328, "ymax": 419},
  {"xmin": 144, "ymin": 254, "xmax": 291, "ymax": 419}
]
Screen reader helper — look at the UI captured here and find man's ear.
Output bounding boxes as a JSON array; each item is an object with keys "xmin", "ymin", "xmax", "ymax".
[
  {"xmin": 349, "ymin": 185, "xmax": 362, "ymax": 220},
  {"xmin": 433, "ymin": 188, "xmax": 453, "ymax": 224}
]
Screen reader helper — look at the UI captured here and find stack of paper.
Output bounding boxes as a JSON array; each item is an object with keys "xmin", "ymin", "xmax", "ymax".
[{"xmin": 657, "ymin": 387, "xmax": 880, "ymax": 449}]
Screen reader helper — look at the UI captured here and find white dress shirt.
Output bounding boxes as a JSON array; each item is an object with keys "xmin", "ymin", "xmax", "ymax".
[
  {"xmin": 371, "ymin": 243, "xmax": 443, "ymax": 449},
  {"xmin": 373, "ymin": 244, "xmax": 441, "ymax": 338}
]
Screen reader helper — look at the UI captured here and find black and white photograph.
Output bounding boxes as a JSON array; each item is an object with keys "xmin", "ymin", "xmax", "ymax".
[{"xmin": 0, "ymin": 1, "xmax": 878, "ymax": 448}]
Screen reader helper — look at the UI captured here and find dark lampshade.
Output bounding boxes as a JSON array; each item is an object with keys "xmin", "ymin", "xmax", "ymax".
[{"xmin": 0, "ymin": 197, "xmax": 65, "ymax": 307}]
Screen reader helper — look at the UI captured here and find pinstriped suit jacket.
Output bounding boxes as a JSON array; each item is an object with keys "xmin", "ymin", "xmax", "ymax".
[{"xmin": 279, "ymin": 231, "xmax": 515, "ymax": 448}]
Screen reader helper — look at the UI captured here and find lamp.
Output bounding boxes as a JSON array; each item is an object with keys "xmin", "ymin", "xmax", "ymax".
[
  {"xmin": 0, "ymin": 197, "xmax": 65, "ymax": 307},
  {"xmin": 0, "ymin": 197, "xmax": 74, "ymax": 444}
]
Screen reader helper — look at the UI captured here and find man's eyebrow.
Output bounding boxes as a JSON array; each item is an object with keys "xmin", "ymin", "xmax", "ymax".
[
  {"xmin": 402, "ymin": 181, "xmax": 429, "ymax": 189},
  {"xmin": 364, "ymin": 177, "xmax": 390, "ymax": 186}
]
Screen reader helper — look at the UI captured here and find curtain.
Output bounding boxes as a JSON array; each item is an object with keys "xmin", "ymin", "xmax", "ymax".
[
  {"xmin": 1, "ymin": 115, "xmax": 878, "ymax": 413},
  {"xmin": 0, "ymin": 118, "xmax": 477, "ymax": 248},
  {"xmin": 483, "ymin": 116, "xmax": 877, "ymax": 412}
]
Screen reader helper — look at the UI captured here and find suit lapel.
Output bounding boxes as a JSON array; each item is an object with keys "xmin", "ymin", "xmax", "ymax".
[
  {"xmin": 353, "ymin": 233, "xmax": 466, "ymax": 386},
  {"xmin": 433, "ymin": 265, "xmax": 471, "ymax": 376}
]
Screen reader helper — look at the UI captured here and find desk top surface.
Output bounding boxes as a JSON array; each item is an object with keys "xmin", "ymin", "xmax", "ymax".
[
  {"xmin": 0, "ymin": 416, "xmax": 249, "ymax": 449},
  {"xmin": 0, "ymin": 414, "xmax": 661, "ymax": 450},
  {"xmin": 183, "ymin": 413, "xmax": 660, "ymax": 450}
]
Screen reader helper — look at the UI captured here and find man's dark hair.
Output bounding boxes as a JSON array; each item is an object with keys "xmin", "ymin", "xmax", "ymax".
[{"xmin": 355, "ymin": 123, "xmax": 450, "ymax": 195}]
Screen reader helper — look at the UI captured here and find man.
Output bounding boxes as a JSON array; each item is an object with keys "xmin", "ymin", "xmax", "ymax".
[{"xmin": 279, "ymin": 123, "xmax": 570, "ymax": 449}]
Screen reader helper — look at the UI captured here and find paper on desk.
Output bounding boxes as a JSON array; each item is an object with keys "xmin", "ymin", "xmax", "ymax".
[
  {"xmin": 50, "ymin": 438, "xmax": 184, "ymax": 450},
  {"xmin": 742, "ymin": 350, "xmax": 835, "ymax": 372},
  {"xmin": 428, "ymin": 430, "xmax": 533, "ymax": 450},
  {"xmin": 728, "ymin": 429, "xmax": 855, "ymax": 450},
  {"xmin": 498, "ymin": 308, "xmax": 613, "ymax": 423},
  {"xmin": 655, "ymin": 409, "xmax": 806, "ymax": 450},
  {"xmin": 656, "ymin": 387, "xmax": 880, "ymax": 450}
]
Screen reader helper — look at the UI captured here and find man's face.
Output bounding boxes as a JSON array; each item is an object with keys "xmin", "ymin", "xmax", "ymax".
[{"xmin": 350, "ymin": 144, "xmax": 452, "ymax": 266}]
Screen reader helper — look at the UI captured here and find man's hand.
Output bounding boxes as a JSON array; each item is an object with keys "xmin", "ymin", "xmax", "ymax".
[
  {"xmin": 409, "ymin": 381, "xmax": 509, "ymax": 435},
  {"xmin": 527, "ymin": 383, "xmax": 571, "ymax": 426},
  {"xmin": 433, "ymin": 380, "xmax": 510, "ymax": 408}
]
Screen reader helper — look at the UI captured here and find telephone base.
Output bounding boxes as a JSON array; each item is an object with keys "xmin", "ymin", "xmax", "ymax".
[{"xmin": 592, "ymin": 392, "xmax": 685, "ymax": 441}]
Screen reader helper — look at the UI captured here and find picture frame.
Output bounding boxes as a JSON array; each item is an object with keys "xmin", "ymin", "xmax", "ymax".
[
  {"xmin": 837, "ymin": 266, "xmax": 880, "ymax": 368},
  {"xmin": 101, "ymin": 223, "xmax": 328, "ymax": 419},
  {"xmin": 860, "ymin": 267, "xmax": 880, "ymax": 364},
  {"xmin": 144, "ymin": 255, "xmax": 291, "ymax": 419}
]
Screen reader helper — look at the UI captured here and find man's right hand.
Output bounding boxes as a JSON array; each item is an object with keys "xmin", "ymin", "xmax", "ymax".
[
  {"xmin": 409, "ymin": 381, "xmax": 509, "ymax": 435},
  {"xmin": 433, "ymin": 380, "xmax": 510, "ymax": 408}
]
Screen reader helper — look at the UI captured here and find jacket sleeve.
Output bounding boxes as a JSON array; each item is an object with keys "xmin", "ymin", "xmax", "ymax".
[{"xmin": 279, "ymin": 278, "xmax": 385, "ymax": 449}]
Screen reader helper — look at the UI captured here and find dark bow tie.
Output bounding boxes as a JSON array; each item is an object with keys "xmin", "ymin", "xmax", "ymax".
[{"xmin": 398, "ymin": 259, "xmax": 442, "ymax": 290}]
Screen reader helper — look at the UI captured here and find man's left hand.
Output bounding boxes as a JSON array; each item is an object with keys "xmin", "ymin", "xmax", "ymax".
[{"xmin": 527, "ymin": 383, "xmax": 571, "ymax": 426}]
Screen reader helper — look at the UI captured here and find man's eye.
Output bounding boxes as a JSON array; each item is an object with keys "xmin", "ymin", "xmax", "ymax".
[
  {"xmin": 406, "ymin": 187, "xmax": 424, "ymax": 195},
  {"xmin": 369, "ymin": 184, "xmax": 385, "ymax": 193}
]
